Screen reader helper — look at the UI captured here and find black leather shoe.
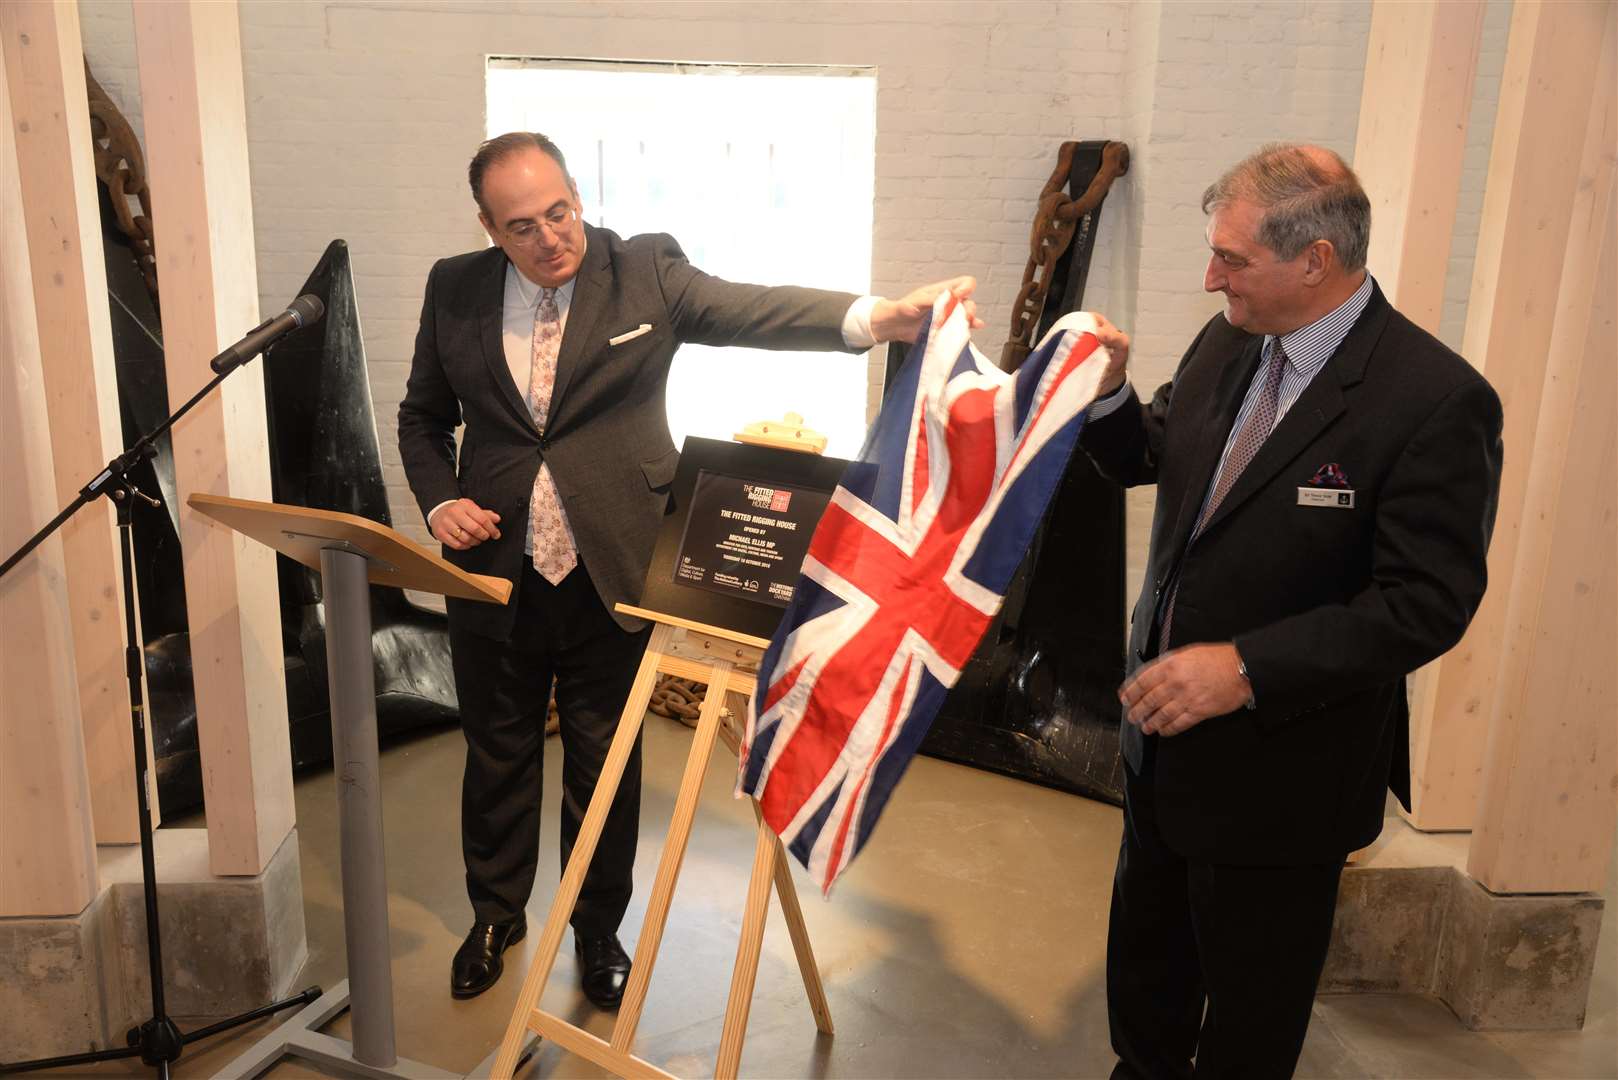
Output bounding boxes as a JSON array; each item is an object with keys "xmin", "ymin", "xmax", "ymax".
[
  {"xmin": 574, "ymin": 933, "xmax": 631, "ymax": 1009},
  {"xmin": 450, "ymin": 917, "xmax": 526, "ymax": 999}
]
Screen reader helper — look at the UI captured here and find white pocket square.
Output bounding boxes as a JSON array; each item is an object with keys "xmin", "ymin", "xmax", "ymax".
[{"xmin": 608, "ymin": 323, "xmax": 654, "ymax": 346}]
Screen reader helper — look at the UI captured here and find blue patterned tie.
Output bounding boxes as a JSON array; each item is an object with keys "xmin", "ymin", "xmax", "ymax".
[{"xmin": 1159, "ymin": 343, "xmax": 1287, "ymax": 649}]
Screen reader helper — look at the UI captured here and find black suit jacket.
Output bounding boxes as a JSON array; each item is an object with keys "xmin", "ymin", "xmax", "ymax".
[
  {"xmin": 397, "ymin": 224, "xmax": 857, "ymax": 639},
  {"xmin": 1081, "ymin": 284, "xmax": 1503, "ymax": 865}
]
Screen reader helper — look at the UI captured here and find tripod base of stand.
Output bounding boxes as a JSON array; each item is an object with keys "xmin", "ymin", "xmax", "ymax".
[
  {"xmin": 211, "ymin": 981, "xmax": 458, "ymax": 1080},
  {"xmin": 129, "ymin": 1017, "xmax": 184, "ymax": 1066},
  {"xmin": 0, "ymin": 987, "xmax": 321, "ymax": 1076}
]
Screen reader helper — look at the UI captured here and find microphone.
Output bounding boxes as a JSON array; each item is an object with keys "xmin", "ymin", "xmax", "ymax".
[{"xmin": 209, "ymin": 295, "xmax": 326, "ymax": 374}]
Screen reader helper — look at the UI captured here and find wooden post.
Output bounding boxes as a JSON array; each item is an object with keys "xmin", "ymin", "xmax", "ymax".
[
  {"xmin": 1350, "ymin": 3, "xmax": 1486, "ymax": 832},
  {"xmin": 1352, "ymin": 0, "xmax": 1485, "ymax": 333},
  {"xmin": 1405, "ymin": 0, "xmax": 1610, "ymax": 830},
  {"xmin": 132, "ymin": 0, "xmax": 293, "ymax": 875},
  {"xmin": 1467, "ymin": 8, "xmax": 1618, "ymax": 895},
  {"xmin": 1, "ymin": 0, "xmax": 148, "ymax": 846},
  {"xmin": 0, "ymin": 33, "xmax": 98, "ymax": 917}
]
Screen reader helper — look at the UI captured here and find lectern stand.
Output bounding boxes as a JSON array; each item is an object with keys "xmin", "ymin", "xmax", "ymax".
[{"xmin": 187, "ymin": 494, "xmax": 511, "ymax": 1080}]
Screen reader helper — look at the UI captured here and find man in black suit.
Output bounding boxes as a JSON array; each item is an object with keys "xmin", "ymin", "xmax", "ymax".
[
  {"xmin": 398, "ymin": 132, "xmax": 977, "ymax": 1004},
  {"xmin": 1080, "ymin": 144, "xmax": 1503, "ymax": 1077}
]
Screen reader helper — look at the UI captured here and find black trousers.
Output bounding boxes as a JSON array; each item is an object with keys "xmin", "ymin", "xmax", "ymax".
[
  {"xmin": 1107, "ymin": 758, "xmax": 1345, "ymax": 1080},
  {"xmin": 449, "ymin": 563, "xmax": 649, "ymax": 934}
]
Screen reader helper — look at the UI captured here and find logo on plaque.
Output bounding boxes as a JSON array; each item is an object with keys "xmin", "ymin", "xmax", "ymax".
[{"xmin": 742, "ymin": 484, "xmax": 794, "ymax": 514}]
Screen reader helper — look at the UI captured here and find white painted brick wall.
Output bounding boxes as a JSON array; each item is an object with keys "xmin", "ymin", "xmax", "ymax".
[
  {"xmin": 80, "ymin": 0, "xmax": 1135, "ymax": 545},
  {"xmin": 76, "ymin": 0, "xmax": 1509, "ymax": 611}
]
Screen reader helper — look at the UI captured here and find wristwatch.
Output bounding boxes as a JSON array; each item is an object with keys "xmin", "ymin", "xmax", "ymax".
[{"xmin": 1236, "ymin": 651, "xmax": 1257, "ymax": 710}]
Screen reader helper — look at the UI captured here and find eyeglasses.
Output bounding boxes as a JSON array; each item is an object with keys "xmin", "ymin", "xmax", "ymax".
[{"xmin": 505, "ymin": 206, "xmax": 579, "ymax": 246}]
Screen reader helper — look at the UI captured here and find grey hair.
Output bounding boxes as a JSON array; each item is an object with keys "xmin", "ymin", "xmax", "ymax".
[{"xmin": 1202, "ymin": 143, "xmax": 1371, "ymax": 271}]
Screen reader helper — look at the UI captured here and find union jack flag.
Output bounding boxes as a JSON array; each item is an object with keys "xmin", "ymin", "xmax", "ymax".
[{"xmin": 737, "ymin": 294, "xmax": 1110, "ymax": 893}]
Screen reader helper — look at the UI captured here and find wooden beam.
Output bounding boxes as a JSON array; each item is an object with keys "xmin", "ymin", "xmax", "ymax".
[
  {"xmin": 1468, "ymin": 8, "xmax": 1618, "ymax": 894},
  {"xmin": 1406, "ymin": 0, "xmax": 1610, "ymax": 830},
  {"xmin": 132, "ymin": 0, "xmax": 293, "ymax": 875},
  {"xmin": 0, "ymin": 28, "xmax": 98, "ymax": 917},
  {"xmin": 1351, "ymin": 2, "xmax": 1486, "ymax": 825},
  {"xmin": 1352, "ymin": 0, "xmax": 1485, "ymax": 334},
  {"xmin": 1, "ymin": 0, "xmax": 150, "ymax": 845}
]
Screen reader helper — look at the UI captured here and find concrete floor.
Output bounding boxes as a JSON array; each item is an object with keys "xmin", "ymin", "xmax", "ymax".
[{"xmin": 61, "ymin": 715, "xmax": 1618, "ymax": 1078}]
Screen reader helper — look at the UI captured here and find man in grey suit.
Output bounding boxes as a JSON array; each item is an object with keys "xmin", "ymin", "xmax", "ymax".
[{"xmin": 398, "ymin": 131, "xmax": 976, "ymax": 1004}]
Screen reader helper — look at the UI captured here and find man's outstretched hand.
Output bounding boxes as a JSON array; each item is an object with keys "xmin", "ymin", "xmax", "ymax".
[
  {"xmin": 871, "ymin": 276, "xmax": 984, "ymax": 343},
  {"xmin": 1086, "ymin": 312, "xmax": 1131, "ymax": 396}
]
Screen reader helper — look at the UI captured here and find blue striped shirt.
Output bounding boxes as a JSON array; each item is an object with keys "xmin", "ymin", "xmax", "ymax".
[
  {"xmin": 1090, "ymin": 273, "xmax": 1373, "ymax": 520},
  {"xmin": 1195, "ymin": 272, "xmax": 1373, "ymax": 525}
]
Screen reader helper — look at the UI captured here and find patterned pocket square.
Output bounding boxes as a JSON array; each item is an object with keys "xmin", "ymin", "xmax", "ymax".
[{"xmin": 1309, "ymin": 463, "xmax": 1351, "ymax": 489}]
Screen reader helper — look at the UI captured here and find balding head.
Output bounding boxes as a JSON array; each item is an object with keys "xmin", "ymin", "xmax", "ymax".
[{"xmin": 1202, "ymin": 143, "xmax": 1371, "ymax": 272}]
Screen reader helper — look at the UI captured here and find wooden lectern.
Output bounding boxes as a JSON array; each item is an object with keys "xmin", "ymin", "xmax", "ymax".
[{"xmin": 188, "ymin": 494, "xmax": 510, "ymax": 1080}]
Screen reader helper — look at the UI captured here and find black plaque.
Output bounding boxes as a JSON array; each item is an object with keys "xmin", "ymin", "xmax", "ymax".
[
  {"xmin": 672, "ymin": 470, "xmax": 832, "ymax": 609},
  {"xmin": 641, "ymin": 437, "xmax": 851, "ymax": 640}
]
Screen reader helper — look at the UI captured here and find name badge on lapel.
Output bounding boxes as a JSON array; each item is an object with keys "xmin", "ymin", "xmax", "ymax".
[
  {"xmin": 1301, "ymin": 462, "xmax": 1354, "ymax": 507},
  {"xmin": 1298, "ymin": 487, "xmax": 1355, "ymax": 508}
]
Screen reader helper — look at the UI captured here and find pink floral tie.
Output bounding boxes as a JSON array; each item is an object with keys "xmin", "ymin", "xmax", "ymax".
[{"xmin": 526, "ymin": 287, "xmax": 578, "ymax": 584}]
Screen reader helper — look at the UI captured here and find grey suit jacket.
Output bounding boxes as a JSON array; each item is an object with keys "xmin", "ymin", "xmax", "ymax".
[{"xmin": 397, "ymin": 224, "xmax": 859, "ymax": 639}]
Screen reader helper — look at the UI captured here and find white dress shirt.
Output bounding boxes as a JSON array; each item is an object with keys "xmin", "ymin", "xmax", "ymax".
[{"xmin": 503, "ymin": 261, "xmax": 578, "ymax": 395}]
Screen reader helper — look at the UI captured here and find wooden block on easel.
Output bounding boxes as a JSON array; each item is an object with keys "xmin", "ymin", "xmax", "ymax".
[{"xmin": 733, "ymin": 412, "xmax": 827, "ymax": 455}]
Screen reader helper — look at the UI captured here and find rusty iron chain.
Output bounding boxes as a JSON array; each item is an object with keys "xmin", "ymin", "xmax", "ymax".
[
  {"xmin": 648, "ymin": 675, "xmax": 707, "ymax": 725},
  {"xmin": 1001, "ymin": 140, "xmax": 1130, "ymax": 370},
  {"xmin": 84, "ymin": 64, "xmax": 159, "ymax": 309}
]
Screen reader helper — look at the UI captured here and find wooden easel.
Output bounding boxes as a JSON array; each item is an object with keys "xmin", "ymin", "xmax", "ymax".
[{"xmin": 489, "ymin": 606, "xmax": 832, "ymax": 1080}]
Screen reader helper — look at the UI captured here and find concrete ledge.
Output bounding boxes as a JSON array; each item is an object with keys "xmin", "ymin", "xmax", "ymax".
[
  {"xmin": 0, "ymin": 889, "xmax": 122, "ymax": 1059},
  {"xmin": 0, "ymin": 827, "xmax": 307, "ymax": 1060},
  {"xmin": 1321, "ymin": 817, "xmax": 1604, "ymax": 1031},
  {"xmin": 1322, "ymin": 865, "xmax": 1450, "ymax": 993},
  {"xmin": 101, "ymin": 827, "xmax": 309, "ymax": 1022},
  {"xmin": 1435, "ymin": 873, "xmax": 1604, "ymax": 1030}
]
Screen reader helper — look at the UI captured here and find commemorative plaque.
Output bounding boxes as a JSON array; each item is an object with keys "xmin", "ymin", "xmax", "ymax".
[
  {"xmin": 640, "ymin": 437, "xmax": 852, "ymax": 640},
  {"xmin": 672, "ymin": 471, "xmax": 832, "ymax": 608}
]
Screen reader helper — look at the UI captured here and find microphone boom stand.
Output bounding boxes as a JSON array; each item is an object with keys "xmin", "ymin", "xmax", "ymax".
[{"xmin": 0, "ymin": 346, "xmax": 320, "ymax": 1078}]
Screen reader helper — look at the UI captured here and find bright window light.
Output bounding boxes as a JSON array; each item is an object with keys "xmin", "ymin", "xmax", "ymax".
[{"xmin": 487, "ymin": 59, "xmax": 877, "ymax": 458}]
